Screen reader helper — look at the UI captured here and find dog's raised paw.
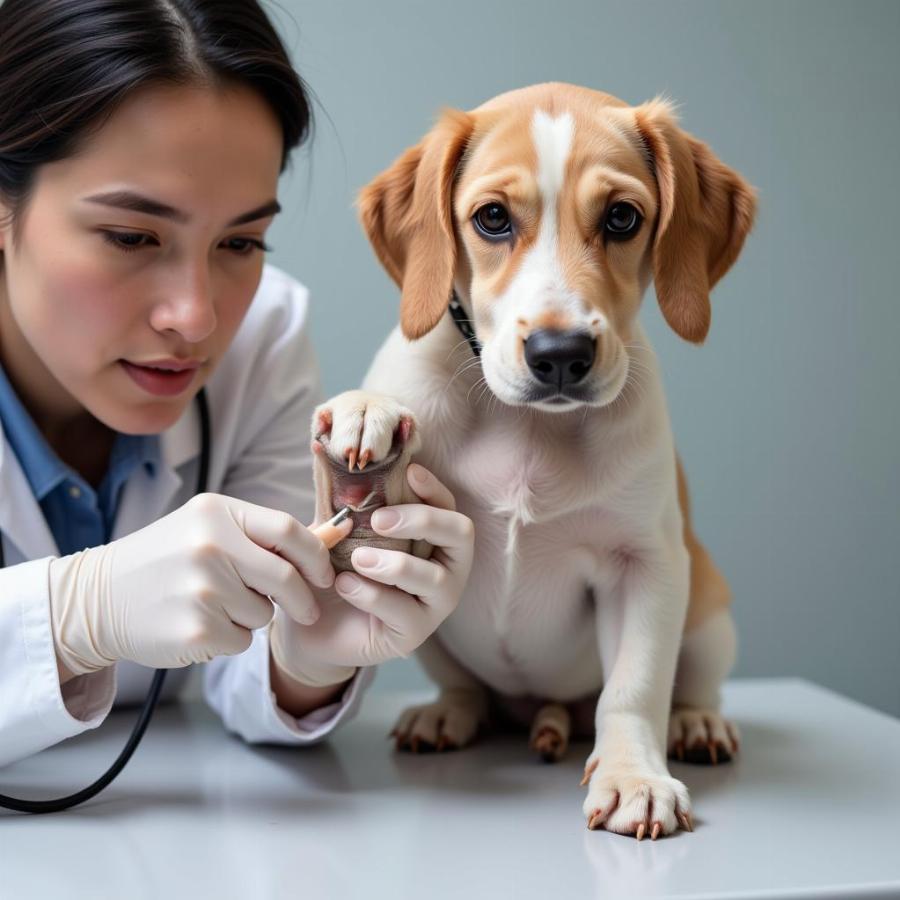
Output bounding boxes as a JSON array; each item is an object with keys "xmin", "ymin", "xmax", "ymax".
[
  {"xmin": 311, "ymin": 391, "xmax": 421, "ymax": 572},
  {"xmin": 313, "ymin": 390, "xmax": 418, "ymax": 476}
]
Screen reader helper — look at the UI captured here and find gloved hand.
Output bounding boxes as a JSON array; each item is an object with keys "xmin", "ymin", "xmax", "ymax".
[
  {"xmin": 49, "ymin": 493, "xmax": 341, "ymax": 676},
  {"xmin": 269, "ymin": 463, "xmax": 474, "ymax": 687}
]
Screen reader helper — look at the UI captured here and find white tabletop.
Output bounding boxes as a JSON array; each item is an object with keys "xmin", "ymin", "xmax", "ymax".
[{"xmin": 1, "ymin": 678, "xmax": 898, "ymax": 900}]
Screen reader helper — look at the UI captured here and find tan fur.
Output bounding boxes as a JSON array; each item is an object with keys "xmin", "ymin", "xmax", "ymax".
[
  {"xmin": 634, "ymin": 99, "xmax": 757, "ymax": 342},
  {"xmin": 358, "ymin": 109, "xmax": 476, "ymax": 339},
  {"xmin": 677, "ymin": 456, "xmax": 732, "ymax": 632}
]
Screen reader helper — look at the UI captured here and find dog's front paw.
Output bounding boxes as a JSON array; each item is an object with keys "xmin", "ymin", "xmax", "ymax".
[
  {"xmin": 668, "ymin": 707, "xmax": 740, "ymax": 765},
  {"xmin": 311, "ymin": 391, "xmax": 421, "ymax": 572},
  {"xmin": 313, "ymin": 390, "xmax": 419, "ymax": 477},
  {"xmin": 582, "ymin": 756, "xmax": 692, "ymax": 840}
]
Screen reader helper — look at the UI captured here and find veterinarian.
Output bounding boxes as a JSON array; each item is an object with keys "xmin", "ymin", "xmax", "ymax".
[{"xmin": 0, "ymin": 0, "xmax": 474, "ymax": 804}]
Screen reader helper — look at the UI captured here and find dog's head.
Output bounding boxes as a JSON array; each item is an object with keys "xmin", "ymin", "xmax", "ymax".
[{"xmin": 358, "ymin": 83, "xmax": 756, "ymax": 411}]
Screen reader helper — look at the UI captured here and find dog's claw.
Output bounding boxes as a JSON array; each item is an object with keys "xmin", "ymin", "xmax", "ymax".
[
  {"xmin": 678, "ymin": 811, "xmax": 693, "ymax": 832},
  {"xmin": 587, "ymin": 809, "xmax": 603, "ymax": 830},
  {"xmin": 708, "ymin": 741, "xmax": 719, "ymax": 765},
  {"xmin": 346, "ymin": 448, "xmax": 358, "ymax": 472},
  {"xmin": 651, "ymin": 822, "xmax": 661, "ymax": 841},
  {"xmin": 581, "ymin": 758, "xmax": 599, "ymax": 786},
  {"xmin": 357, "ymin": 449, "xmax": 371, "ymax": 471},
  {"xmin": 636, "ymin": 822, "xmax": 646, "ymax": 841}
]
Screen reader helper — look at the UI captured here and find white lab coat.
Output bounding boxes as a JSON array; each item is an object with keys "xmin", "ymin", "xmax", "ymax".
[{"xmin": 0, "ymin": 264, "xmax": 373, "ymax": 768}]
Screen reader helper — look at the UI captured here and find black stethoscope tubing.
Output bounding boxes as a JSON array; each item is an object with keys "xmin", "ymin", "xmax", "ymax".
[{"xmin": 0, "ymin": 387, "xmax": 210, "ymax": 813}]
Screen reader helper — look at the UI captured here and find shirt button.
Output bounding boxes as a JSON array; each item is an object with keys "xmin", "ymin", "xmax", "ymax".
[{"xmin": 68, "ymin": 485, "xmax": 82, "ymax": 499}]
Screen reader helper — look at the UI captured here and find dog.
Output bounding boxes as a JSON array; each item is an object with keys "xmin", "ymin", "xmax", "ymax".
[{"xmin": 310, "ymin": 82, "xmax": 756, "ymax": 839}]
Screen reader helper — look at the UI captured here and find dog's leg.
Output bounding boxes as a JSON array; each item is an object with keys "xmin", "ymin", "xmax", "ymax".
[
  {"xmin": 582, "ymin": 541, "xmax": 693, "ymax": 840},
  {"xmin": 668, "ymin": 460, "xmax": 740, "ymax": 764},
  {"xmin": 530, "ymin": 703, "xmax": 571, "ymax": 763},
  {"xmin": 392, "ymin": 636, "xmax": 489, "ymax": 752},
  {"xmin": 669, "ymin": 609, "xmax": 740, "ymax": 764}
]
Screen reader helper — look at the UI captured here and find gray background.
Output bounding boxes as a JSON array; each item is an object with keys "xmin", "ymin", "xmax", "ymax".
[{"xmin": 260, "ymin": 0, "xmax": 900, "ymax": 715}]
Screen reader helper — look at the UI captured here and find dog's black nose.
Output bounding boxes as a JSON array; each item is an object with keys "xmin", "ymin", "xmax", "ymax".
[{"xmin": 524, "ymin": 329, "xmax": 596, "ymax": 387}]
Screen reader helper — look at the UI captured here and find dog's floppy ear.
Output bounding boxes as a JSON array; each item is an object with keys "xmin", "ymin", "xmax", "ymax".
[
  {"xmin": 358, "ymin": 109, "xmax": 474, "ymax": 340},
  {"xmin": 633, "ymin": 99, "xmax": 756, "ymax": 343}
]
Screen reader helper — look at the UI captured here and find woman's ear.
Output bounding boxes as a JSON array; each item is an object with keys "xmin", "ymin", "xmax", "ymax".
[
  {"xmin": 633, "ymin": 98, "xmax": 757, "ymax": 343},
  {"xmin": 357, "ymin": 108, "xmax": 474, "ymax": 340}
]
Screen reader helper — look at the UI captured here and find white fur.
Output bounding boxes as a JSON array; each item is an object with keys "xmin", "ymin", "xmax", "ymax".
[
  {"xmin": 320, "ymin": 105, "xmax": 725, "ymax": 837},
  {"xmin": 351, "ymin": 308, "xmax": 692, "ymax": 834}
]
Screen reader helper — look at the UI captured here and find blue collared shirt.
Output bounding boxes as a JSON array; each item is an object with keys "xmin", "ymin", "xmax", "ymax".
[{"xmin": 0, "ymin": 364, "xmax": 160, "ymax": 556}]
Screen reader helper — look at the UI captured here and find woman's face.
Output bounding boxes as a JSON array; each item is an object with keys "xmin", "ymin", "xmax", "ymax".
[{"xmin": 0, "ymin": 81, "xmax": 283, "ymax": 434}]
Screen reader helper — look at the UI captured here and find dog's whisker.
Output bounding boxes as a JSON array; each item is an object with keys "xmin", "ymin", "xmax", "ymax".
[
  {"xmin": 444, "ymin": 335, "xmax": 480, "ymax": 361},
  {"xmin": 452, "ymin": 355, "xmax": 481, "ymax": 373},
  {"xmin": 446, "ymin": 357, "xmax": 485, "ymax": 392},
  {"xmin": 467, "ymin": 376, "xmax": 490, "ymax": 406}
]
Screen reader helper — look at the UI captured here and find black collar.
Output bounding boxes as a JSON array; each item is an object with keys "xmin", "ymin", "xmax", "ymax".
[{"xmin": 448, "ymin": 290, "xmax": 482, "ymax": 358}]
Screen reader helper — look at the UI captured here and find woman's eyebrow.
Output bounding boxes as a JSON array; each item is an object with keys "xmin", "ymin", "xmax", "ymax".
[{"xmin": 82, "ymin": 191, "xmax": 281, "ymax": 225}]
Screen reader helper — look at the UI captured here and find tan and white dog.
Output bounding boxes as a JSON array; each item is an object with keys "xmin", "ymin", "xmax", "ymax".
[{"xmin": 311, "ymin": 83, "xmax": 756, "ymax": 839}]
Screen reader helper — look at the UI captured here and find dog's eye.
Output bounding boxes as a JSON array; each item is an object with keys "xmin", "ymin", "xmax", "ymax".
[
  {"xmin": 603, "ymin": 202, "xmax": 642, "ymax": 241},
  {"xmin": 473, "ymin": 203, "xmax": 512, "ymax": 240}
]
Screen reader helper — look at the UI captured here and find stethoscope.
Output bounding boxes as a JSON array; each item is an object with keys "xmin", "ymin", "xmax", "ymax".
[{"xmin": 0, "ymin": 387, "xmax": 210, "ymax": 814}]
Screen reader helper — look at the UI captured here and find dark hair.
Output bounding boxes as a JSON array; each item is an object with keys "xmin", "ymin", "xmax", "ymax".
[{"xmin": 0, "ymin": 0, "xmax": 312, "ymax": 239}]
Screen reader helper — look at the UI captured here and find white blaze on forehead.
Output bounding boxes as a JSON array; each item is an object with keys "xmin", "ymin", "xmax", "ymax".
[
  {"xmin": 532, "ymin": 109, "xmax": 574, "ymax": 216},
  {"xmin": 500, "ymin": 109, "xmax": 579, "ymax": 323}
]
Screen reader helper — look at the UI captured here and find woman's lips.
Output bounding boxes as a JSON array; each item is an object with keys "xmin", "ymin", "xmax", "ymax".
[{"xmin": 120, "ymin": 359, "xmax": 201, "ymax": 397}]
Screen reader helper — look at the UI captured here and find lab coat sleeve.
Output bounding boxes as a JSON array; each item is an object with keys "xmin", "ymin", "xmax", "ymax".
[
  {"xmin": 202, "ymin": 270, "xmax": 374, "ymax": 745},
  {"xmin": 204, "ymin": 628, "xmax": 375, "ymax": 745},
  {"xmin": 0, "ymin": 557, "xmax": 117, "ymax": 768}
]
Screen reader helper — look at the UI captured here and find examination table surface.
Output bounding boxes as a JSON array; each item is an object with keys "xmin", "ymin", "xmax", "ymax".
[{"xmin": 2, "ymin": 678, "xmax": 899, "ymax": 900}]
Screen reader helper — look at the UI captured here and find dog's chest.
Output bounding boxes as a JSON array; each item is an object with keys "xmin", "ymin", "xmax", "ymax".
[
  {"xmin": 426, "ymin": 415, "xmax": 614, "ymax": 697},
  {"xmin": 447, "ymin": 414, "xmax": 584, "ymax": 524}
]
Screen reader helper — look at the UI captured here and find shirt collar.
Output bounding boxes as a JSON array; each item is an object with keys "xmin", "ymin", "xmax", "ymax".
[{"xmin": 0, "ymin": 362, "xmax": 160, "ymax": 500}]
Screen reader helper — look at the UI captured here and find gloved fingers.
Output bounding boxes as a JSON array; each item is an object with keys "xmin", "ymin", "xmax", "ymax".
[
  {"xmin": 268, "ymin": 608, "xmax": 360, "ymax": 685},
  {"xmin": 222, "ymin": 496, "xmax": 336, "ymax": 591},
  {"xmin": 215, "ymin": 619, "xmax": 255, "ymax": 657},
  {"xmin": 224, "ymin": 540, "xmax": 321, "ymax": 627},
  {"xmin": 218, "ymin": 584, "xmax": 276, "ymax": 631},
  {"xmin": 369, "ymin": 502, "xmax": 474, "ymax": 571},
  {"xmin": 189, "ymin": 614, "xmax": 254, "ymax": 660},
  {"xmin": 403, "ymin": 463, "xmax": 457, "ymax": 511},
  {"xmin": 332, "ymin": 571, "xmax": 427, "ymax": 645},
  {"xmin": 347, "ymin": 547, "xmax": 456, "ymax": 612}
]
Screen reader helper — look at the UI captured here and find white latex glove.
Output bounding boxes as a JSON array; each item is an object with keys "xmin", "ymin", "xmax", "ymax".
[
  {"xmin": 269, "ymin": 463, "xmax": 475, "ymax": 687},
  {"xmin": 49, "ymin": 493, "xmax": 337, "ymax": 676}
]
